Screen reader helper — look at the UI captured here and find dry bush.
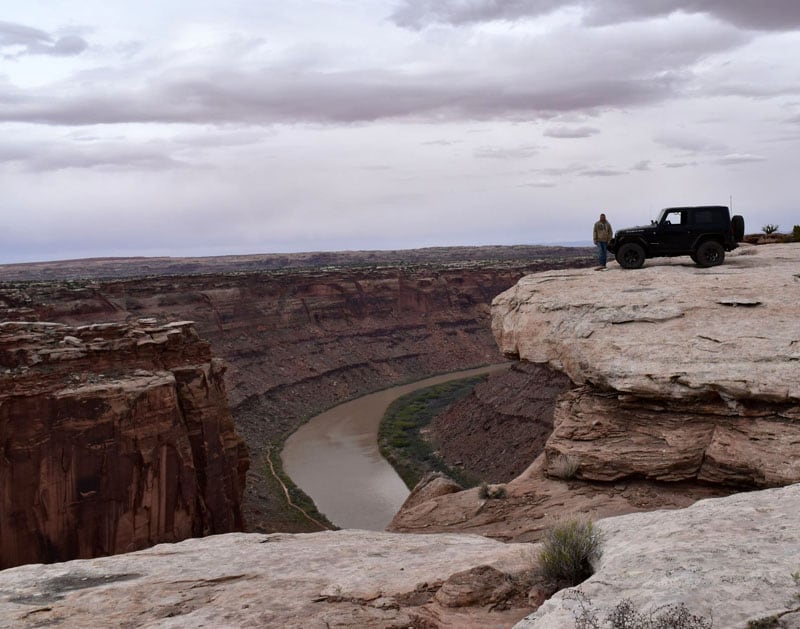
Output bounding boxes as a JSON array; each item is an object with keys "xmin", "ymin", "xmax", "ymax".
[
  {"xmin": 537, "ymin": 515, "xmax": 602, "ymax": 587},
  {"xmin": 569, "ymin": 591, "xmax": 713, "ymax": 629},
  {"xmin": 550, "ymin": 453, "xmax": 580, "ymax": 480},
  {"xmin": 478, "ymin": 482, "xmax": 507, "ymax": 500}
]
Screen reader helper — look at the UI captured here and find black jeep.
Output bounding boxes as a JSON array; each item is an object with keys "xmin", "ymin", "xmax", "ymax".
[{"xmin": 608, "ymin": 205, "xmax": 745, "ymax": 269}]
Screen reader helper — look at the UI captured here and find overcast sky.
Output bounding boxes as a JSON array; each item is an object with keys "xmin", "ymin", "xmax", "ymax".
[{"xmin": 1, "ymin": 1, "xmax": 799, "ymax": 263}]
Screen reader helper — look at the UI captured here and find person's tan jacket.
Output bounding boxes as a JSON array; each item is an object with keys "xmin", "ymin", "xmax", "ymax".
[{"xmin": 593, "ymin": 220, "xmax": 613, "ymax": 243}]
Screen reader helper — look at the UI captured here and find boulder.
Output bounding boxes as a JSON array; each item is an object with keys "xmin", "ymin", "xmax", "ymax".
[{"xmin": 517, "ymin": 483, "xmax": 800, "ymax": 629}]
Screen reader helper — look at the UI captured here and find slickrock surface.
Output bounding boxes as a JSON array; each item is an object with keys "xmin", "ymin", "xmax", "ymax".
[
  {"xmin": 0, "ymin": 320, "xmax": 248, "ymax": 569},
  {"xmin": 519, "ymin": 483, "xmax": 800, "ymax": 629},
  {"xmin": 0, "ymin": 530, "xmax": 540, "ymax": 629},
  {"xmin": 492, "ymin": 243, "xmax": 799, "ymax": 402}
]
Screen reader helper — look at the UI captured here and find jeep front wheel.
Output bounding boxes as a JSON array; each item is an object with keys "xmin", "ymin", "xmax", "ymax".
[
  {"xmin": 695, "ymin": 241, "xmax": 725, "ymax": 267},
  {"xmin": 616, "ymin": 242, "xmax": 645, "ymax": 269}
]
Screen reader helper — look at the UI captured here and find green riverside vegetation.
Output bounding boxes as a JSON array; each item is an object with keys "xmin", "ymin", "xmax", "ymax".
[{"xmin": 378, "ymin": 375, "xmax": 486, "ymax": 490}]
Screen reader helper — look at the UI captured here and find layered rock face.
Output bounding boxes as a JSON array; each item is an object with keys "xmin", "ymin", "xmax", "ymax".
[
  {"xmin": 429, "ymin": 362, "xmax": 572, "ymax": 483},
  {"xmin": 0, "ymin": 320, "xmax": 248, "ymax": 569},
  {"xmin": 492, "ymin": 243, "xmax": 800, "ymax": 489}
]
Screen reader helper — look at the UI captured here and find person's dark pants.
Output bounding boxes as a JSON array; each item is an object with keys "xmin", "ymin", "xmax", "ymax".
[{"xmin": 596, "ymin": 242, "xmax": 608, "ymax": 266}]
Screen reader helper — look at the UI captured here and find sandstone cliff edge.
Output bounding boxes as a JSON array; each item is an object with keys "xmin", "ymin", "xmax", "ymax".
[{"xmin": 0, "ymin": 320, "xmax": 248, "ymax": 569}]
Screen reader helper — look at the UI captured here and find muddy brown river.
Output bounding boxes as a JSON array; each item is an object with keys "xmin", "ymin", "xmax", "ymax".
[{"xmin": 281, "ymin": 364, "xmax": 509, "ymax": 530}]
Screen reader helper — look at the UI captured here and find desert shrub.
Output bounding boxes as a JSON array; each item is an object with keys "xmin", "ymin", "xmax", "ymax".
[
  {"xmin": 570, "ymin": 591, "xmax": 713, "ymax": 629},
  {"xmin": 550, "ymin": 453, "xmax": 580, "ymax": 480},
  {"xmin": 537, "ymin": 516, "xmax": 602, "ymax": 587},
  {"xmin": 478, "ymin": 482, "xmax": 507, "ymax": 499},
  {"xmin": 793, "ymin": 225, "xmax": 800, "ymax": 242},
  {"xmin": 762, "ymin": 224, "xmax": 780, "ymax": 235}
]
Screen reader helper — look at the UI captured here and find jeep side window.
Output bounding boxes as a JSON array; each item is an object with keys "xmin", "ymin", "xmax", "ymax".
[
  {"xmin": 693, "ymin": 209, "xmax": 722, "ymax": 224},
  {"xmin": 662, "ymin": 210, "xmax": 686, "ymax": 226}
]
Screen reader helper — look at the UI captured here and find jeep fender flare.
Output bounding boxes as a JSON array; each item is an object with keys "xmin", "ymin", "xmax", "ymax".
[
  {"xmin": 690, "ymin": 234, "xmax": 724, "ymax": 252},
  {"xmin": 611, "ymin": 237, "xmax": 650, "ymax": 256}
]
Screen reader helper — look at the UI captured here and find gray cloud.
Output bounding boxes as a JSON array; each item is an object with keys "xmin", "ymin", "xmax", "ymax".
[
  {"xmin": 0, "ymin": 6, "xmax": 752, "ymax": 130},
  {"xmin": 544, "ymin": 125, "xmax": 599, "ymax": 138},
  {"xmin": 0, "ymin": 70, "xmax": 686, "ymax": 126},
  {"xmin": 0, "ymin": 21, "xmax": 88, "ymax": 57},
  {"xmin": 391, "ymin": 0, "xmax": 565, "ymax": 29},
  {"xmin": 580, "ymin": 168, "xmax": 626, "ymax": 176},
  {"xmin": 654, "ymin": 133, "xmax": 729, "ymax": 154},
  {"xmin": 390, "ymin": 1, "xmax": 800, "ymax": 31},
  {"xmin": 519, "ymin": 180, "xmax": 557, "ymax": 187},
  {"xmin": 663, "ymin": 161, "xmax": 699, "ymax": 168},
  {"xmin": 715, "ymin": 152, "xmax": 767, "ymax": 165},
  {"xmin": 474, "ymin": 144, "xmax": 540, "ymax": 159},
  {"xmin": 0, "ymin": 139, "xmax": 187, "ymax": 172},
  {"xmin": 631, "ymin": 160, "xmax": 651, "ymax": 170}
]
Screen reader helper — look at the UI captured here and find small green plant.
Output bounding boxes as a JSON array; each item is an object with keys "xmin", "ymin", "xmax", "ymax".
[
  {"xmin": 478, "ymin": 482, "xmax": 507, "ymax": 499},
  {"xmin": 550, "ymin": 453, "xmax": 580, "ymax": 480},
  {"xmin": 762, "ymin": 224, "xmax": 780, "ymax": 235},
  {"xmin": 792, "ymin": 225, "xmax": 800, "ymax": 242},
  {"xmin": 537, "ymin": 516, "xmax": 602, "ymax": 587}
]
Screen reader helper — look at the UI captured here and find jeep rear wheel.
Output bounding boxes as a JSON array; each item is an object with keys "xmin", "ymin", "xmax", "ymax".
[
  {"xmin": 695, "ymin": 241, "xmax": 725, "ymax": 267},
  {"xmin": 731, "ymin": 215, "xmax": 745, "ymax": 242},
  {"xmin": 616, "ymin": 242, "xmax": 645, "ymax": 269}
]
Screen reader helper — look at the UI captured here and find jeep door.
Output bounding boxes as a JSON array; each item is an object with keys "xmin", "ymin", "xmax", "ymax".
[{"xmin": 655, "ymin": 209, "xmax": 692, "ymax": 254}]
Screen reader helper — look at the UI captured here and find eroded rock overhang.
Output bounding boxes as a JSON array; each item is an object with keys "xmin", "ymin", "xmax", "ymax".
[{"xmin": 491, "ymin": 243, "xmax": 800, "ymax": 487}]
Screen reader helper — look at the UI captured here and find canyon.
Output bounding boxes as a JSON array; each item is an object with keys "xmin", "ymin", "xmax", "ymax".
[
  {"xmin": 0, "ymin": 245, "xmax": 594, "ymax": 556},
  {"xmin": 2, "ymin": 241, "xmax": 798, "ymax": 627}
]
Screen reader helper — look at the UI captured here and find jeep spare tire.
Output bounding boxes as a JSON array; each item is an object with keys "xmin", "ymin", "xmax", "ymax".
[
  {"xmin": 731, "ymin": 215, "xmax": 745, "ymax": 242},
  {"xmin": 616, "ymin": 242, "xmax": 646, "ymax": 269},
  {"xmin": 695, "ymin": 240, "xmax": 725, "ymax": 267}
]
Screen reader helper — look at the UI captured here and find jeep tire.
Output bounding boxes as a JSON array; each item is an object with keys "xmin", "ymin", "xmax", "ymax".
[
  {"xmin": 616, "ymin": 242, "xmax": 646, "ymax": 269},
  {"xmin": 695, "ymin": 240, "xmax": 725, "ymax": 267},
  {"xmin": 731, "ymin": 215, "xmax": 745, "ymax": 242}
]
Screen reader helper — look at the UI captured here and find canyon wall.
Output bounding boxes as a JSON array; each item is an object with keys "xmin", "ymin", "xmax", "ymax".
[
  {"xmin": 0, "ymin": 320, "xmax": 247, "ymax": 569},
  {"xmin": 0, "ymin": 249, "xmax": 593, "ymax": 531}
]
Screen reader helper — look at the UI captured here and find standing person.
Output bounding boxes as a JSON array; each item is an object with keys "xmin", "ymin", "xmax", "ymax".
[{"xmin": 593, "ymin": 212, "xmax": 613, "ymax": 270}]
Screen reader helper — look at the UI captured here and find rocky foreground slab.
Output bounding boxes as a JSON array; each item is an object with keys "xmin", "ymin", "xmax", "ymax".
[
  {"xmin": 523, "ymin": 483, "xmax": 800, "ymax": 629},
  {"xmin": 0, "ymin": 530, "xmax": 539, "ymax": 628},
  {"xmin": 0, "ymin": 484, "xmax": 799, "ymax": 628}
]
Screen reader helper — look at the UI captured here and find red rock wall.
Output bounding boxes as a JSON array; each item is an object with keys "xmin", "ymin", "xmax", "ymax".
[{"xmin": 0, "ymin": 321, "xmax": 247, "ymax": 569}]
